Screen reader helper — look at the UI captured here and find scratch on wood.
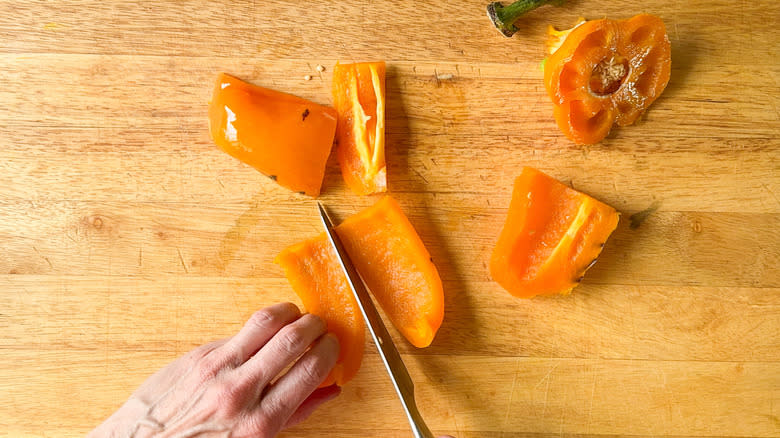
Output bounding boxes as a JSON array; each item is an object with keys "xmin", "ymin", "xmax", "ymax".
[
  {"xmin": 534, "ymin": 362, "xmax": 559, "ymax": 390},
  {"xmin": 218, "ymin": 196, "xmax": 265, "ymax": 272},
  {"xmin": 586, "ymin": 366, "xmax": 598, "ymax": 433},
  {"xmin": 761, "ymin": 183, "xmax": 780, "ymax": 206},
  {"xmin": 217, "ymin": 178, "xmax": 226, "ymax": 190},
  {"xmin": 229, "ymin": 286, "xmax": 242, "ymax": 316},
  {"xmin": 657, "ymin": 366, "xmax": 677, "ymax": 427},
  {"xmin": 412, "ymin": 168, "xmax": 429, "ymax": 184},
  {"xmin": 32, "ymin": 246, "xmax": 53, "ymax": 268},
  {"xmin": 177, "ymin": 248, "xmax": 189, "ymax": 273},
  {"xmin": 138, "ymin": 248, "xmax": 143, "ymax": 267},
  {"xmin": 499, "ymin": 357, "xmax": 522, "ymax": 437},
  {"xmin": 558, "ymin": 377, "xmax": 568, "ymax": 435},
  {"xmin": 626, "ymin": 293, "xmax": 639, "ymax": 354},
  {"xmin": 537, "ymin": 362, "xmax": 559, "ymax": 418}
]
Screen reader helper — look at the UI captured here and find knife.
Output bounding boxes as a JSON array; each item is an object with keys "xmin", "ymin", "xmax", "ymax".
[{"xmin": 317, "ymin": 202, "xmax": 436, "ymax": 438}]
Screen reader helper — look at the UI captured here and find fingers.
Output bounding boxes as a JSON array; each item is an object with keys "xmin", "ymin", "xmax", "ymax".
[
  {"xmin": 282, "ymin": 384, "xmax": 341, "ymax": 429},
  {"xmin": 259, "ymin": 333, "xmax": 340, "ymax": 425},
  {"xmin": 236, "ymin": 313, "xmax": 328, "ymax": 388},
  {"xmin": 224, "ymin": 302, "xmax": 301, "ymax": 364}
]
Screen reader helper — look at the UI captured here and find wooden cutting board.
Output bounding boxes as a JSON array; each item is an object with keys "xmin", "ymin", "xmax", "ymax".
[{"xmin": 1, "ymin": 1, "xmax": 778, "ymax": 436}]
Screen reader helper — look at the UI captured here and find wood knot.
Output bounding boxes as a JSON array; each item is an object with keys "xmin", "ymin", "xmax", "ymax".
[{"xmin": 82, "ymin": 215, "xmax": 107, "ymax": 231}]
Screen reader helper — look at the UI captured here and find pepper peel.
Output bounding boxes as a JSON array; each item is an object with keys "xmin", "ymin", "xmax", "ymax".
[
  {"xmin": 544, "ymin": 14, "xmax": 671, "ymax": 144},
  {"xmin": 208, "ymin": 73, "xmax": 337, "ymax": 197}
]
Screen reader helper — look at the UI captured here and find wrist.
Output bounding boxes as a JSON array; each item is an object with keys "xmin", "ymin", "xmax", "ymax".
[{"xmin": 89, "ymin": 397, "xmax": 159, "ymax": 438}]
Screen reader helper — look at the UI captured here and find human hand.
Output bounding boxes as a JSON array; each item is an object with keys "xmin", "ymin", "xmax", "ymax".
[{"xmin": 89, "ymin": 302, "xmax": 340, "ymax": 438}]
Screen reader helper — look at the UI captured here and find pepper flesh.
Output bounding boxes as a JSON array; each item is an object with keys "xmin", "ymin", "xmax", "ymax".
[
  {"xmin": 336, "ymin": 196, "xmax": 443, "ymax": 348},
  {"xmin": 208, "ymin": 73, "xmax": 338, "ymax": 197},
  {"xmin": 545, "ymin": 17, "xmax": 586, "ymax": 55},
  {"xmin": 490, "ymin": 167, "xmax": 620, "ymax": 298},
  {"xmin": 275, "ymin": 234, "xmax": 365, "ymax": 387},
  {"xmin": 332, "ymin": 62, "xmax": 387, "ymax": 195},
  {"xmin": 544, "ymin": 14, "xmax": 671, "ymax": 144}
]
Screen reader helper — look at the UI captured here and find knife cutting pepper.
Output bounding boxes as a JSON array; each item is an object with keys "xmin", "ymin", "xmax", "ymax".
[{"xmin": 276, "ymin": 196, "xmax": 444, "ymax": 386}]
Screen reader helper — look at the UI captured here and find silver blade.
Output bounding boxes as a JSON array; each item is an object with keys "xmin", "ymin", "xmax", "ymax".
[{"xmin": 317, "ymin": 202, "xmax": 434, "ymax": 438}]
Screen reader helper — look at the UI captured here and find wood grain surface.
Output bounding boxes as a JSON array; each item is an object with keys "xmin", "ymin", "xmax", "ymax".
[{"xmin": 1, "ymin": 1, "xmax": 779, "ymax": 437}]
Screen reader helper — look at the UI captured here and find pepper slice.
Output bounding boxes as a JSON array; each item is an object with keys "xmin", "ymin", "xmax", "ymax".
[
  {"xmin": 275, "ymin": 234, "xmax": 364, "ymax": 387},
  {"xmin": 544, "ymin": 14, "xmax": 671, "ymax": 144},
  {"xmin": 332, "ymin": 62, "xmax": 387, "ymax": 195},
  {"xmin": 208, "ymin": 73, "xmax": 338, "ymax": 197},
  {"xmin": 490, "ymin": 167, "xmax": 620, "ymax": 298},
  {"xmin": 336, "ymin": 196, "xmax": 443, "ymax": 349},
  {"xmin": 276, "ymin": 196, "xmax": 444, "ymax": 385}
]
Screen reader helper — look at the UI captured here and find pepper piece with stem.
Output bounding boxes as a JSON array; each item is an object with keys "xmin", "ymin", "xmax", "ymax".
[{"xmin": 487, "ymin": 0, "xmax": 566, "ymax": 37}]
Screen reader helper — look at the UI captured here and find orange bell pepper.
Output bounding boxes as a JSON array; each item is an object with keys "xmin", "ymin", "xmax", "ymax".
[
  {"xmin": 336, "ymin": 196, "xmax": 443, "ymax": 348},
  {"xmin": 332, "ymin": 62, "xmax": 387, "ymax": 195},
  {"xmin": 490, "ymin": 167, "xmax": 620, "ymax": 298},
  {"xmin": 276, "ymin": 196, "xmax": 444, "ymax": 385},
  {"xmin": 275, "ymin": 234, "xmax": 365, "ymax": 387},
  {"xmin": 544, "ymin": 14, "xmax": 671, "ymax": 144},
  {"xmin": 208, "ymin": 73, "xmax": 338, "ymax": 197}
]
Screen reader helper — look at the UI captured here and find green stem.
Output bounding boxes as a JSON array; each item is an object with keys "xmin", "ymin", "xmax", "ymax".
[{"xmin": 486, "ymin": 0, "xmax": 566, "ymax": 37}]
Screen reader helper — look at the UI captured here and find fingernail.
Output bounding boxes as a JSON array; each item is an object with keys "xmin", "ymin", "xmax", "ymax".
[
  {"xmin": 324, "ymin": 333, "xmax": 340, "ymax": 349},
  {"xmin": 305, "ymin": 313, "xmax": 326, "ymax": 329},
  {"xmin": 285, "ymin": 302, "xmax": 302, "ymax": 315},
  {"xmin": 323, "ymin": 388, "xmax": 341, "ymax": 402}
]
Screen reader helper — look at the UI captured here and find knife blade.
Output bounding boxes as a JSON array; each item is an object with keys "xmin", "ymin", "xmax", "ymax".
[{"xmin": 317, "ymin": 202, "xmax": 435, "ymax": 438}]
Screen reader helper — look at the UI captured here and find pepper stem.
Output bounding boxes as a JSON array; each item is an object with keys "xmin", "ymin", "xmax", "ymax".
[{"xmin": 487, "ymin": 0, "xmax": 566, "ymax": 37}]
